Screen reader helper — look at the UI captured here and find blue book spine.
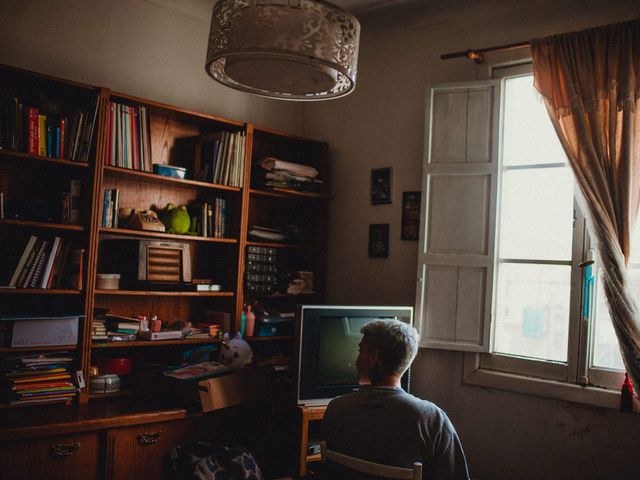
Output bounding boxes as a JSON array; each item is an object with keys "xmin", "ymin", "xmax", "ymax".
[
  {"xmin": 46, "ymin": 126, "xmax": 53, "ymax": 157},
  {"xmin": 102, "ymin": 189, "xmax": 111, "ymax": 227},
  {"xmin": 55, "ymin": 127, "xmax": 61, "ymax": 158}
]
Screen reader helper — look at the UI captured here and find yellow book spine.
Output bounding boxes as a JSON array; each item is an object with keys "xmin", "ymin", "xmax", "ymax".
[{"xmin": 38, "ymin": 114, "xmax": 47, "ymax": 156}]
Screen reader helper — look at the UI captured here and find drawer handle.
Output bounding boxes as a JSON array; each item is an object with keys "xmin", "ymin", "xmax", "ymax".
[
  {"xmin": 137, "ymin": 431, "xmax": 162, "ymax": 446},
  {"xmin": 50, "ymin": 442, "xmax": 81, "ymax": 457}
]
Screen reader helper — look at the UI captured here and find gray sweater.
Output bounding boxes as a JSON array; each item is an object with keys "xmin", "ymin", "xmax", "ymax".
[{"xmin": 323, "ymin": 386, "xmax": 470, "ymax": 480}]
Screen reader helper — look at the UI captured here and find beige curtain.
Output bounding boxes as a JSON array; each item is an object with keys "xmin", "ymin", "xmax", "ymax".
[{"xmin": 531, "ymin": 20, "xmax": 640, "ymax": 391}]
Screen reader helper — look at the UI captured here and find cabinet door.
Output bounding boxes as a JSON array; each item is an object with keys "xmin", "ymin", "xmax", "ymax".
[
  {"xmin": 0, "ymin": 431, "xmax": 100, "ymax": 480},
  {"xmin": 105, "ymin": 419, "xmax": 196, "ymax": 480}
]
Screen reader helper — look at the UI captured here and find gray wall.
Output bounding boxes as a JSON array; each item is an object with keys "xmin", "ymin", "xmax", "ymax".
[
  {"xmin": 0, "ymin": 0, "xmax": 304, "ymax": 132},
  {"xmin": 303, "ymin": 1, "xmax": 640, "ymax": 479}
]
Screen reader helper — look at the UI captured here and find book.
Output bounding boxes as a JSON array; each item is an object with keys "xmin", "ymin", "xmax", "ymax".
[
  {"xmin": 138, "ymin": 329, "xmax": 183, "ymax": 341},
  {"xmin": 9, "ymin": 235, "xmax": 37, "ymax": 287},
  {"xmin": 78, "ymin": 95, "xmax": 100, "ymax": 163},
  {"xmin": 27, "ymin": 107, "xmax": 38, "ymax": 155},
  {"xmin": 23, "ymin": 240, "xmax": 48, "ymax": 288},
  {"xmin": 29, "ymin": 240, "xmax": 51, "ymax": 288},
  {"xmin": 39, "ymin": 236, "xmax": 61, "ymax": 289},
  {"xmin": 162, "ymin": 361, "xmax": 232, "ymax": 380},
  {"xmin": 45, "ymin": 238, "xmax": 65, "ymax": 289},
  {"xmin": 38, "ymin": 114, "xmax": 47, "ymax": 156},
  {"xmin": 69, "ymin": 179, "xmax": 81, "ymax": 224}
]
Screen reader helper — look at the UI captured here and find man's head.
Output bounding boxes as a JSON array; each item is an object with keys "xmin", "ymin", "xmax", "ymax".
[{"xmin": 356, "ymin": 319, "xmax": 420, "ymax": 386}]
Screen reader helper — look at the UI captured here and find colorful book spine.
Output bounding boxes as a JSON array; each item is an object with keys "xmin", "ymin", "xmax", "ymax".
[
  {"xmin": 38, "ymin": 114, "xmax": 47, "ymax": 156},
  {"xmin": 27, "ymin": 107, "xmax": 39, "ymax": 155}
]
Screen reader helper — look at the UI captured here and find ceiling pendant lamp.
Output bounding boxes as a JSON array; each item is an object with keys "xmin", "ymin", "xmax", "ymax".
[{"xmin": 205, "ymin": 0, "xmax": 361, "ymax": 101}]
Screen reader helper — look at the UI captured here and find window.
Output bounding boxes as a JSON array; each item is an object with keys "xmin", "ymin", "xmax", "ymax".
[{"xmin": 417, "ymin": 65, "xmax": 632, "ymax": 405}]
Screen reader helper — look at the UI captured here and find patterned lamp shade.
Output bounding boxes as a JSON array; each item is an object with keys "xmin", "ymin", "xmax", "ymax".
[{"xmin": 205, "ymin": 0, "xmax": 360, "ymax": 100}]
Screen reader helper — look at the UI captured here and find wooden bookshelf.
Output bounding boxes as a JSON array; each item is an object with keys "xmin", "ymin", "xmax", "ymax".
[
  {"xmin": 94, "ymin": 289, "xmax": 234, "ymax": 297},
  {"xmin": 91, "ymin": 338, "xmax": 221, "ymax": 348},
  {"xmin": 0, "ymin": 288, "xmax": 82, "ymax": 295},
  {"xmin": 104, "ymin": 165, "xmax": 242, "ymax": 192},
  {"xmin": 0, "ymin": 345, "xmax": 78, "ymax": 353},
  {"xmin": 249, "ymin": 188, "xmax": 329, "ymax": 200},
  {"xmin": 0, "ymin": 150, "xmax": 90, "ymax": 168},
  {"xmin": 0, "ymin": 219, "xmax": 84, "ymax": 231},
  {"xmin": 246, "ymin": 240, "xmax": 310, "ymax": 249},
  {"xmin": 98, "ymin": 226, "xmax": 237, "ymax": 243}
]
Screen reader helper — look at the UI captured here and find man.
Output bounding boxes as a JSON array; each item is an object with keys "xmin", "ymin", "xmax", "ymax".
[{"xmin": 323, "ymin": 320, "xmax": 470, "ymax": 480}]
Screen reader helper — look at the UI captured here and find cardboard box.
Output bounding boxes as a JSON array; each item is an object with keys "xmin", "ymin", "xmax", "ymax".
[
  {"xmin": 10, "ymin": 315, "xmax": 80, "ymax": 347},
  {"xmin": 197, "ymin": 366, "xmax": 273, "ymax": 412}
]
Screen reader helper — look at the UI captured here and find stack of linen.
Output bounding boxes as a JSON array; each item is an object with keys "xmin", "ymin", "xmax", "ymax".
[{"xmin": 260, "ymin": 157, "xmax": 324, "ymax": 193}]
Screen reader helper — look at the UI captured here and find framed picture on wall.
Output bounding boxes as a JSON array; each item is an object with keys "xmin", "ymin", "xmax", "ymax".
[
  {"xmin": 401, "ymin": 191, "xmax": 421, "ymax": 240},
  {"xmin": 371, "ymin": 167, "xmax": 392, "ymax": 205},
  {"xmin": 368, "ymin": 223, "xmax": 389, "ymax": 257}
]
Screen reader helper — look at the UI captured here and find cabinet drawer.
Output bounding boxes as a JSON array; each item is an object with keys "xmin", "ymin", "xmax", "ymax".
[
  {"xmin": 106, "ymin": 419, "xmax": 196, "ymax": 480},
  {"xmin": 0, "ymin": 431, "xmax": 100, "ymax": 480}
]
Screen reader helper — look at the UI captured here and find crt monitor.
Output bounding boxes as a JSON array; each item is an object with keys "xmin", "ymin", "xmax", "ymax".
[{"xmin": 295, "ymin": 305, "xmax": 414, "ymax": 406}]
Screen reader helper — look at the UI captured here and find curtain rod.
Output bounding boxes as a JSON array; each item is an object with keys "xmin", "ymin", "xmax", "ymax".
[{"xmin": 441, "ymin": 40, "xmax": 531, "ymax": 63}]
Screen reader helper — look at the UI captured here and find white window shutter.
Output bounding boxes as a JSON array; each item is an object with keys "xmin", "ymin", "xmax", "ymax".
[{"xmin": 415, "ymin": 81, "xmax": 500, "ymax": 352}]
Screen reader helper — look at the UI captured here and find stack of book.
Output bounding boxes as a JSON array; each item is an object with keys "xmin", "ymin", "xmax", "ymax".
[
  {"xmin": 1, "ymin": 96, "xmax": 100, "ymax": 163},
  {"xmin": 193, "ymin": 131, "xmax": 246, "ymax": 187},
  {"xmin": 245, "ymin": 246, "xmax": 278, "ymax": 295},
  {"xmin": 102, "ymin": 314, "xmax": 142, "ymax": 337},
  {"xmin": 104, "ymin": 101, "xmax": 152, "ymax": 172},
  {"xmin": 6, "ymin": 235, "xmax": 84, "ymax": 290},
  {"xmin": 101, "ymin": 188, "xmax": 120, "ymax": 228},
  {"xmin": 91, "ymin": 318, "xmax": 108, "ymax": 341},
  {"xmin": 189, "ymin": 198, "xmax": 227, "ymax": 238},
  {"xmin": 2, "ymin": 353, "xmax": 78, "ymax": 406}
]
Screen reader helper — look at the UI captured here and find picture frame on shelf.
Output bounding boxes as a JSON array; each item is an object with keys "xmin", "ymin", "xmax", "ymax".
[
  {"xmin": 401, "ymin": 191, "xmax": 421, "ymax": 240},
  {"xmin": 368, "ymin": 223, "xmax": 389, "ymax": 257},
  {"xmin": 370, "ymin": 167, "xmax": 392, "ymax": 205}
]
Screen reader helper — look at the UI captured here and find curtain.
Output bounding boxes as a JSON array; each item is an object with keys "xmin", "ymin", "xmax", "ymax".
[{"xmin": 531, "ymin": 20, "xmax": 640, "ymax": 391}]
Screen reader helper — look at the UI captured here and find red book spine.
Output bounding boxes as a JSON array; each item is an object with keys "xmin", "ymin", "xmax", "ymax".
[
  {"xmin": 59, "ymin": 118, "xmax": 66, "ymax": 159},
  {"xmin": 27, "ymin": 107, "xmax": 39, "ymax": 155}
]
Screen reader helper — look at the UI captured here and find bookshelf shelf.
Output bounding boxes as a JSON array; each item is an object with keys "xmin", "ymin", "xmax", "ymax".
[
  {"xmin": 249, "ymin": 188, "xmax": 329, "ymax": 200},
  {"xmin": 0, "ymin": 288, "xmax": 82, "ymax": 295},
  {"xmin": 98, "ymin": 227, "xmax": 237, "ymax": 244},
  {"xmin": 0, "ymin": 219, "xmax": 84, "ymax": 231},
  {"xmin": 103, "ymin": 165, "xmax": 242, "ymax": 192},
  {"xmin": 94, "ymin": 289, "xmax": 234, "ymax": 297},
  {"xmin": 0, "ymin": 149, "xmax": 90, "ymax": 168},
  {"xmin": 91, "ymin": 337, "xmax": 221, "ymax": 348},
  {"xmin": 245, "ymin": 336, "xmax": 293, "ymax": 342},
  {"xmin": 0, "ymin": 345, "xmax": 78, "ymax": 353},
  {"xmin": 246, "ymin": 240, "xmax": 310, "ymax": 249}
]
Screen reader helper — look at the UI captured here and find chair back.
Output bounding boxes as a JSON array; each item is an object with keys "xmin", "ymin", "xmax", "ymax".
[{"xmin": 320, "ymin": 441, "xmax": 422, "ymax": 480}]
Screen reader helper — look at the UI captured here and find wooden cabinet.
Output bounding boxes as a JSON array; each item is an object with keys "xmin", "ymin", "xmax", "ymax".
[
  {"xmin": 105, "ymin": 419, "xmax": 196, "ymax": 480},
  {"xmin": 298, "ymin": 405, "xmax": 327, "ymax": 476},
  {"xmin": 0, "ymin": 431, "xmax": 100, "ymax": 480}
]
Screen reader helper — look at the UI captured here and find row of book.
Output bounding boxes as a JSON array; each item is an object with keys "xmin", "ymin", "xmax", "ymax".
[
  {"xmin": 192, "ymin": 199, "xmax": 227, "ymax": 238},
  {"xmin": 101, "ymin": 188, "xmax": 120, "ymax": 228},
  {"xmin": 1, "ymin": 95, "xmax": 99, "ymax": 163},
  {"xmin": 194, "ymin": 131, "xmax": 246, "ymax": 187},
  {"xmin": 7, "ymin": 235, "xmax": 84, "ymax": 290},
  {"xmin": 2, "ymin": 353, "xmax": 78, "ymax": 406},
  {"xmin": 104, "ymin": 101, "xmax": 152, "ymax": 172}
]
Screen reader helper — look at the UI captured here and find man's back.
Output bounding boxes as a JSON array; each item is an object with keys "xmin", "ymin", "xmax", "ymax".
[{"xmin": 323, "ymin": 386, "xmax": 469, "ymax": 480}]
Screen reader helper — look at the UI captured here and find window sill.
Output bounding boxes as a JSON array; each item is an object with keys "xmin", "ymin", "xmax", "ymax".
[{"xmin": 463, "ymin": 353, "xmax": 636, "ymax": 412}]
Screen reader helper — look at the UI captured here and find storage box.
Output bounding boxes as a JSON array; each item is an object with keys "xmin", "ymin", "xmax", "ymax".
[
  {"xmin": 197, "ymin": 366, "xmax": 273, "ymax": 412},
  {"xmin": 152, "ymin": 163, "xmax": 187, "ymax": 179},
  {"xmin": 9, "ymin": 315, "xmax": 80, "ymax": 347}
]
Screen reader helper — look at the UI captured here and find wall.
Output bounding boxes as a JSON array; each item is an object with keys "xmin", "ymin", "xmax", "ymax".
[
  {"xmin": 304, "ymin": 1, "xmax": 640, "ymax": 479},
  {"xmin": 0, "ymin": 0, "xmax": 304, "ymax": 133}
]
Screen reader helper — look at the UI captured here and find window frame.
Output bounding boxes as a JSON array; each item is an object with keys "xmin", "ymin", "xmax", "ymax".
[{"xmin": 456, "ymin": 63, "xmax": 626, "ymax": 406}]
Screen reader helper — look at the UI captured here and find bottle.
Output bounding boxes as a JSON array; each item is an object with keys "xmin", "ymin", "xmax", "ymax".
[
  {"xmin": 620, "ymin": 372, "xmax": 634, "ymax": 413},
  {"xmin": 245, "ymin": 304, "xmax": 256, "ymax": 337}
]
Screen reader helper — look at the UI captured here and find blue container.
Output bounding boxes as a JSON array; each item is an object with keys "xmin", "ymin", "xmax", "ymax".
[{"xmin": 153, "ymin": 164, "xmax": 187, "ymax": 179}]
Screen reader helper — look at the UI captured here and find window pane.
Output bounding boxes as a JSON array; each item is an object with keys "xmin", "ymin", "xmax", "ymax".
[
  {"xmin": 498, "ymin": 168, "xmax": 574, "ymax": 261},
  {"xmin": 591, "ymin": 224, "xmax": 640, "ymax": 371},
  {"xmin": 503, "ymin": 75, "xmax": 566, "ymax": 166},
  {"xmin": 494, "ymin": 263, "xmax": 571, "ymax": 362}
]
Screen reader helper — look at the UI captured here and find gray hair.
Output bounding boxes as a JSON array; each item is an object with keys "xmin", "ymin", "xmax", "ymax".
[{"xmin": 361, "ymin": 319, "xmax": 420, "ymax": 376}]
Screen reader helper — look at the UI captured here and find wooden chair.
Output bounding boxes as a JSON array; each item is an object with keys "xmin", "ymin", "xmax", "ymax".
[{"xmin": 320, "ymin": 441, "xmax": 422, "ymax": 480}]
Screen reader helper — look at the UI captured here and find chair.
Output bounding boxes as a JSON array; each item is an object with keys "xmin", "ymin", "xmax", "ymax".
[{"xmin": 320, "ymin": 441, "xmax": 422, "ymax": 480}]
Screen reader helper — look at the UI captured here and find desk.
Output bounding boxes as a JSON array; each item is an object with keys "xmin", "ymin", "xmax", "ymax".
[{"xmin": 298, "ymin": 405, "xmax": 326, "ymax": 476}]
